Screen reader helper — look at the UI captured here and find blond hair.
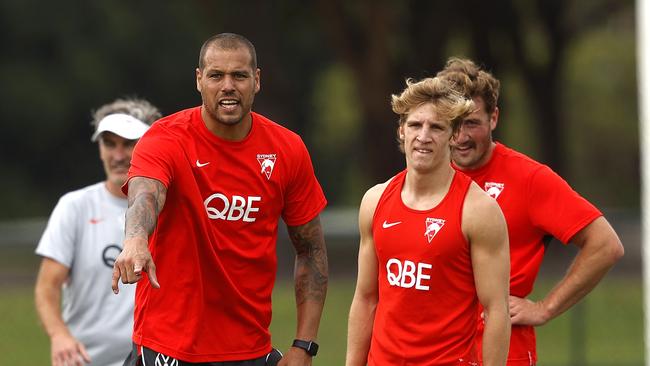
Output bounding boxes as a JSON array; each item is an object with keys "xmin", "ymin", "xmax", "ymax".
[{"xmin": 392, "ymin": 77, "xmax": 474, "ymax": 151}]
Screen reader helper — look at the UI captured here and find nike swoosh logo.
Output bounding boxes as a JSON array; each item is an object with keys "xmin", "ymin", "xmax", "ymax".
[
  {"xmin": 196, "ymin": 160, "xmax": 210, "ymax": 168},
  {"xmin": 382, "ymin": 220, "xmax": 402, "ymax": 229}
]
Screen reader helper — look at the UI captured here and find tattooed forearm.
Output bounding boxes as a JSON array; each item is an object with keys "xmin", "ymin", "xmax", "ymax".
[
  {"xmin": 288, "ymin": 216, "xmax": 328, "ymax": 305},
  {"xmin": 125, "ymin": 177, "xmax": 167, "ymax": 239}
]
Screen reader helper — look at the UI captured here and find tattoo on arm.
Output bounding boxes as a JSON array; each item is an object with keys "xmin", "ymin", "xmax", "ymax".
[
  {"xmin": 125, "ymin": 177, "xmax": 167, "ymax": 239},
  {"xmin": 288, "ymin": 216, "xmax": 328, "ymax": 306}
]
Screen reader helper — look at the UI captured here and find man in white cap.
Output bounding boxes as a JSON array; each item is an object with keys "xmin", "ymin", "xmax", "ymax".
[{"xmin": 35, "ymin": 97, "xmax": 161, "ymax": 366}]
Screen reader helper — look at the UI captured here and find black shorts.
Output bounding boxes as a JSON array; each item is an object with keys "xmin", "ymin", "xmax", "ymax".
[{"xmin": 123, "ymin": 344, "xmax": 283, "ymax": 366}]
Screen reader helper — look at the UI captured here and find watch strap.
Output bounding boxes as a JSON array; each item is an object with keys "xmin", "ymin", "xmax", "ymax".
[{"xmin": 292, "ymin": 339, "xmax": 318, "ymax": 356}]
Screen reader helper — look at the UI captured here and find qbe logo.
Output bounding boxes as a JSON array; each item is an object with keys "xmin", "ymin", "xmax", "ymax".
[
  {"xmin": 386, "ymin": 258, "xmax": 432, "ymax": 291},
  {"xmin": 204, "ymin": 193, "xmax": 261, "ymax": 222}
]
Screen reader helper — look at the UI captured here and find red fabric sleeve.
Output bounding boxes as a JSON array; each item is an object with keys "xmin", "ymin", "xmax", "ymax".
[
  {"xmin": 527, "ymin": 165, "xmax": 602, "ymax": 244},
  {"xmin": 122, "ymin": 124, "xmax": 179, "ymax": 195},
  {"xmin": 281, "ymin": 138, "xmax": 327, "ymax": 226}
]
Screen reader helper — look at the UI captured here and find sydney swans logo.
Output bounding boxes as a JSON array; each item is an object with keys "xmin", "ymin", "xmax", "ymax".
[
  {"xmin": 257, "ymin": 154, "xmax": 277, "ymax": 179},
  {"xmin": 424, "ymin": 218, "xmax": 445, "ymax": 243},
  {"xmin": 484, "ymin": 182, "xmax": 505, "ymax": 199}
]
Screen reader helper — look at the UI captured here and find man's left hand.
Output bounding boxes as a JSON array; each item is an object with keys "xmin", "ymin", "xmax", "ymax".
[
  {"xmin": 277, "ymin": 346, "xmax": 312, "ymax": 366},
  {"xmin": 509, "ymin": 295, "xmax": 550, "ymax": 326}
]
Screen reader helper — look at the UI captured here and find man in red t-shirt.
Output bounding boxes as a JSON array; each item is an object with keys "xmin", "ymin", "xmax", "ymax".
[
  {"xmin": 346, "ymin": 77, "xmax": 511, "ymax": 366},
  {"xmin": 438, "ymin": 58, "xmax": 624, "ymax": 365},
  {"xmin": 111, "ymin": 33, "xmax": 328, "ymax": 366}
]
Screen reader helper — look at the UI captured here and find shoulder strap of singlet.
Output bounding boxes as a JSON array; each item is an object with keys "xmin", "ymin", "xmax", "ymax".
[{"xmin": 371, "ymin": 169, "xmax": 407, "ymax": 227}]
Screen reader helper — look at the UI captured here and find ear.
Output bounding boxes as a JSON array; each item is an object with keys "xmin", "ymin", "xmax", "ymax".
[
  {"xmin": 254, "ymin": 68, "xmax": 261, "ymax": 94},
  {"xmin": 398, "ymin": 124, "xmax": 405, "ymax": 139},
  {"xmin": 489, "ymin": 106, "xmax": 499, "ymax": 131},
  {"xmin": 196, "ymin": 68, "xmax": 202, "ymax": 93}
]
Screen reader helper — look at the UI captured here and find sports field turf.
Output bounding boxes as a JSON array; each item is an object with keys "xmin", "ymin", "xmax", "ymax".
[{"xmin": 0, "ymin": 276, "xmax": 642, "ymax": 365}]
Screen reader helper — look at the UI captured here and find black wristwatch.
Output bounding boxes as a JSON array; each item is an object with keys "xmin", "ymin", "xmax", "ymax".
[{"xmin": 292, "ymin": 339, "xmax": 319, "ymax": 356}]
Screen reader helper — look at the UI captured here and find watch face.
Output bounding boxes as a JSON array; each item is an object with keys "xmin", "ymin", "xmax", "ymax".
[{"xmin": 309, "ymin": 342, "xmax": 319, "ymax": 356}]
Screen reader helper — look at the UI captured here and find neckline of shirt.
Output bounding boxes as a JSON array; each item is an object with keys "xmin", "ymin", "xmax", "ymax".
[{"xmin": 192, "ymin": 107, "xmax": 258, "ymax": 146}]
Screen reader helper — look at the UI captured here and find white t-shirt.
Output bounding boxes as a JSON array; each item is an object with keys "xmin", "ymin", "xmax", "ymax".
[{"xmin": 36, "ymin": 182, "xmax": 135, "ymax": 366}]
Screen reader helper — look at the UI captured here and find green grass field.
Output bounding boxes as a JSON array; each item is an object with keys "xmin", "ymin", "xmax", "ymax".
[{"xmin": 0, "ymin": 276, "xmax": 642, "ymax": 365}]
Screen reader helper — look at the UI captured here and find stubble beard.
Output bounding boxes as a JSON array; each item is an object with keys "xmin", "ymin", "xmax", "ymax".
[{"xmin": 452, "ymin": 146, "xmax": 484, "ymax": 170}]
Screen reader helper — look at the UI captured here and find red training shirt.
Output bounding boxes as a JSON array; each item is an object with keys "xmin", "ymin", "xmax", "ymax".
[
  {"xmin": 124, "ymin": 108, "xmax": 327, "ymax": 362},
  {"xmin": 453, "ymin": 142, "xmax": 601, "ymax": 365}
]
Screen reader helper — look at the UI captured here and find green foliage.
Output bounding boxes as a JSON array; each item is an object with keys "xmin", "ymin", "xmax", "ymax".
[
  {"xmin": 310, "ymin": 63, "xmax": 369, "ymax": 205},
  {"xmin": 564, "ymin": 18, "xmax": 639, "ymax": 208},
  {"xmin": 311, "ymin": 64, "xmax": 362, "ymax": 151},
  {"xmin": 498, "ymin": 73, "xmax": 543, "ymax": 159},
  {"xmin": 0, "ymin": 0, "xmax": 638, "ymax": 218}
]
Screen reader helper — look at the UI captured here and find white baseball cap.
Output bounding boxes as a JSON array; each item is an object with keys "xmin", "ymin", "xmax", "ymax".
[{"xmin": 91, "ymin": 113, "xmax": 150, "ymax": 142}]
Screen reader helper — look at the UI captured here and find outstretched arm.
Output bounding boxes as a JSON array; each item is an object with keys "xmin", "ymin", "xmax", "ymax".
[
  {"xmin": 280, "ymin": 215, "xmax": 328, "ymax": 366},
  {"xmin": 510, "ymin": 216, "xmax": 624, "ymax": 325},
  {"xmin": 111, "ymin": 176, "xmax": 167, "ymax": 293},
  {"xmin": 35, "ymin": 258, "xmax": 91, "ymax": 366}
]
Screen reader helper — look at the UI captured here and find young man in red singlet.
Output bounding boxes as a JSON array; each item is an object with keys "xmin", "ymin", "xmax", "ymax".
[
  {"xmin": 438, "ymin": 58, "xmax": 624, "ymax": 365},
  {"xmin": 111, "ymin": 33, "xmax": 328, "ymax": 366},
  {"xmin": 346, "ymin": 77, "xmax": 511, "ymax": 366}
]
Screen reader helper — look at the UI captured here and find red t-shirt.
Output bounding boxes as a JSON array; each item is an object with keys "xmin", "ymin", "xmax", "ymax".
[
  {"xmin": 124, "ymin": 107, "xmax": 327, "ymax": 362},
  {"xmin": 453, "ymin": 143, "xmax": 601, "ymax": 365},
  {"xmin": 369, "ymin": 169, "xmax": 479, "ymax": 366}
]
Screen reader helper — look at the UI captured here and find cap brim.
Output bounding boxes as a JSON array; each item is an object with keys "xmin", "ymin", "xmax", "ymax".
[{"xmin": 91, "ymin": 113, "xmax": 150, "ymax": 142}]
